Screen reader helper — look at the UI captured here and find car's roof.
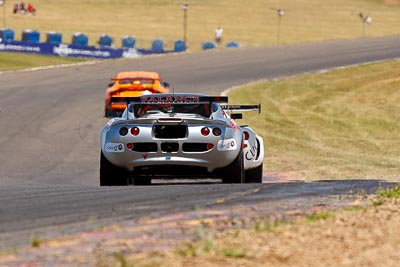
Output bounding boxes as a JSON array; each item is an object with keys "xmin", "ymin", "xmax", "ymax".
[{"xmin": 116, "ymin": 71, "xmax": 160, "ymax": 79}]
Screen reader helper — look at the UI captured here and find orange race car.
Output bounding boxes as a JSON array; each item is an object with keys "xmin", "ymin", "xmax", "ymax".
[{"xmin": 104, "ymin": 71, "xmax": 170, "ymax": 117}]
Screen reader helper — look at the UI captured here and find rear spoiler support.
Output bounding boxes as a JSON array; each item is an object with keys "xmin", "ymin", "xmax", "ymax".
[{"xmin": 220, "ymin": 104, "xmax": 261, "ymax": 114}]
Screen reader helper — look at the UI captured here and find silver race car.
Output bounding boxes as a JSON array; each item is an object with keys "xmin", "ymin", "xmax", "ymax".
[{"xmin": 100, "ymin": 94, "xmax": 264, "ymax": 185}]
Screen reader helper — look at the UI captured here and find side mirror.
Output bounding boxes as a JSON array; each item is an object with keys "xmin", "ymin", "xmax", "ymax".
[
  {"xmin": 162, "ymin": 82, "xmax": 170, "ymax": 88},
  {"xmin": 230, "ymin": 113, "xmax": 242, "ymax": 120},
  {"xmin": 108, "ymin": 82, "xmax": 115, "ymax": 87}
]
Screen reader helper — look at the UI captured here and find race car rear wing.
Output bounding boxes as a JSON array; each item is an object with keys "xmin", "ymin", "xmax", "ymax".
[
  {"xmin": 111, "ymin": 77, "xmax": 157, "ymax": 82},
  {"xmin": 220, "ymin": 104, "xmax": 261, "ymax": 114},
  {"xmin": 110, "ymin": 95, "xmax": 229, "ymax": 105}
]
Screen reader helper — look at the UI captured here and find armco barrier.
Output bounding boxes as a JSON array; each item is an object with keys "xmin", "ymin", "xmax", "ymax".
[
  {"xmin": 0, "ymin": 41, "xmax": 130, "ymax": 59},
  {"xmin": 0, "ymin": 40, "xmax": 180, "ymax": 59}
]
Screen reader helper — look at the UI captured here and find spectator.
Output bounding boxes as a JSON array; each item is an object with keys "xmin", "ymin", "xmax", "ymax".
[
  {"xmin": 13, "ymin": 3, "xmax": 19, "ymax": 14},
  {"xmin": 19, "ymin": 2, "xmax": 26, "ymax": 14},
  {"xmin": 215, "ymin": 26, "xmax": 223, "ymax": 45},
  {"xmin": 27, "ymin": 3, "xmax": 36, "ymax": 14}
]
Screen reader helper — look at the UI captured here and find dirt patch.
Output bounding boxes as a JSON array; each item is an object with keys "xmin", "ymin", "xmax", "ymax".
[
  {"xmin": 264, "ymin": 171, "xmax": 305, "ymax": 183},
  {"xmin": 151, "ymin": 199, "xmax": 400, "ymax": 267},
  {"xmin": 384, "ymin": 0, "xmax": 400, "ymax": 5}
]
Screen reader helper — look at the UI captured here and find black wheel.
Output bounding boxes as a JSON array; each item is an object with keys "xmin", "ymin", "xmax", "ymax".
[
  {"xmin": 221, "ymin": 150, "xmax": 244, "ymax": 184},
  {"xmin": 132, "ymin": 176, "xmax": 151, "ymax": 186},
  {"xmin": 245, "ymin": 164, "xmax": 263, "ymax": 183},
  {"xmin": 100, "ymin": 152, "xmax": 129, "ymax": 186}
]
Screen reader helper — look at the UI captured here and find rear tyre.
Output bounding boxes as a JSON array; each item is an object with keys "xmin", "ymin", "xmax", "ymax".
[
  {"xmin": 221, "ymin": 150, "xmax": 244, "ymax": 184},
  {"xmin": 100, "ymin": 152, "xmax": 129, "ymax": 186},
  {"xmin": 245, "ymin": 164, "xmax": 263, "ymax": 183}
]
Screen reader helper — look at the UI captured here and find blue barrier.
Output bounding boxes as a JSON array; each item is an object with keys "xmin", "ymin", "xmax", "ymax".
[
  {"xmin": 0, "ymin": 28, "xmax": 14, "ymax": 42},
  {"xmin": 122, "ymin": 36, "xmax": 136, "ymax": 48},
  {"xmin": 0, "ymin": 29, "xmax": 186, "ymax": 59},
  {"xmin": 99, "ymin": 34, "xmax": 113, "ymax": 47},
  {"xmin": 0, "ymin": 41, "xmax": 123, "ymax": 58},
  {"xmin": 72, "ymin": 33, "xmax": 88, "ymax": 47},
  {"xmin": 22, "ymin": 29, "xmax": 40, "ymax": 43},
  {"xmin": 174, "ymin": 40, "xmax": 186, "ymax": 52},
  {"xmin": 46, "ymin": 31, "xmax": 62, "ymax": 45},
  {"xmin": 151, "ymin": 39, "xmax": 164, "ymax": 53},
  {"xmin": 226, "ymin": 41, "xmax": 240, "ymax": 48},
  {"xmin": 202, "ymin": 41, "xmax": 216, "ymax": 50}
]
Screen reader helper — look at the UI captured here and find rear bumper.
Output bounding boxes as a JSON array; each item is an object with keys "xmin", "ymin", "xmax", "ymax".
[{"xmin": 104, "ymin": 147, "xmax": 239, "ymax": 173}]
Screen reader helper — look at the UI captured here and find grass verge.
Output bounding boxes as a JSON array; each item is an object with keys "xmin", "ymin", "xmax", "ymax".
[
  {"xmin": 229, "ymin": 60, "xmax": 400, "ymax": 181},
  {"xmin": 0, "ymin": 52, "xmax": 85, "ymax": 71}
]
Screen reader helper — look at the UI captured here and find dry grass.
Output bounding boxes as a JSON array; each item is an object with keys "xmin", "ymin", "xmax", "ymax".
[
  {"xmin": 2, "ymin": 0, "xmax": 400, "ymax": 50},
  {"xmin": 154, "ymin": 200, "xmax": 400, "ymax": 267},
  {"xmin": 0, "ymin": 52, "xmax": 84, "ymax": 71},
  {"xmin": 1, "ymin": 0, "xmax": 400, "ymax": 70},
  {"xmin": 229, "ymin": 61, "xmax": 400, "ymax": 181}
]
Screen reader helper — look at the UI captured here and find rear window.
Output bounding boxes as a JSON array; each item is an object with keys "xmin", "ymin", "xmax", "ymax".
[
  {"xmin": 119, "ymin": 79, "xmax": 155, "ymax": 85},
  {"xmin": 132, "ymin": 103, "xmax": 211, "ymax": 118}
]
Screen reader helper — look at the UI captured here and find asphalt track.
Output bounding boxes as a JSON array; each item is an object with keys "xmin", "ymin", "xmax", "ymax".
[{"xmin": 0, "ymin": 36, "xmax": 400, "ymax": 247}]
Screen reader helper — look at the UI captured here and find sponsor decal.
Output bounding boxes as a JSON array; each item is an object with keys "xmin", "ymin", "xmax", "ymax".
[
  {"xmin": 105, "ymin": 143, "xmax": 125, "ymax": 152},
  {"xmin": 166, "ymin": 156, "xmax": 171, "ymax": 160},
  {"xmin": 245, "ymin": 140, "xmax": 259, "ymax": 160},
  {"xmin": 106, "ymin": 118, "xmax": 115, "ymax": 127},
  {"xmin": 122, "ymin": 48, "xmax": 141, "ymax": 58},
  {"xmin": 142, "ymin": 154, "xmax": 148, "ymax": 160},
  {"xmin": 0, "ymin": 43, "xmax": 41, "ymax": 52},
  {"xmin": 0, "ymin": 40, "xmax": 182, "ymax": 59},
  {"xmin": 140, "ymin": 96, "xmax": 200, "ymax": 104},
  {"xmin": 229, "ymin": 120, "xmax": 238, "ymax": 131},
  {"xmin": 54, "ymin": 44, "xmax": 111, "ymax": 58},
  {"xmin": 217, "ymin": 139, "xmax": 237, "ymax": 151}
]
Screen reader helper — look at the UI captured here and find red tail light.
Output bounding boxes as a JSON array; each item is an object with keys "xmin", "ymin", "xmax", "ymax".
[
  {"xmin": 126, "ymin": 143, "xmax": 133, "ymax": 150},
  {"xmin": 243, "ymin": 131, "xmax": 250, "ymax": 140},
  {"xmin": 201, "ymin": 127, "xmax": 210, "ymax": 136},
  {"xmin": 131, "ymin": 127, "xmax": 140, "ymax": 136},
  {"xmin": 207, "ymin": 143, "xmax": 214, "ymax": 150}
]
